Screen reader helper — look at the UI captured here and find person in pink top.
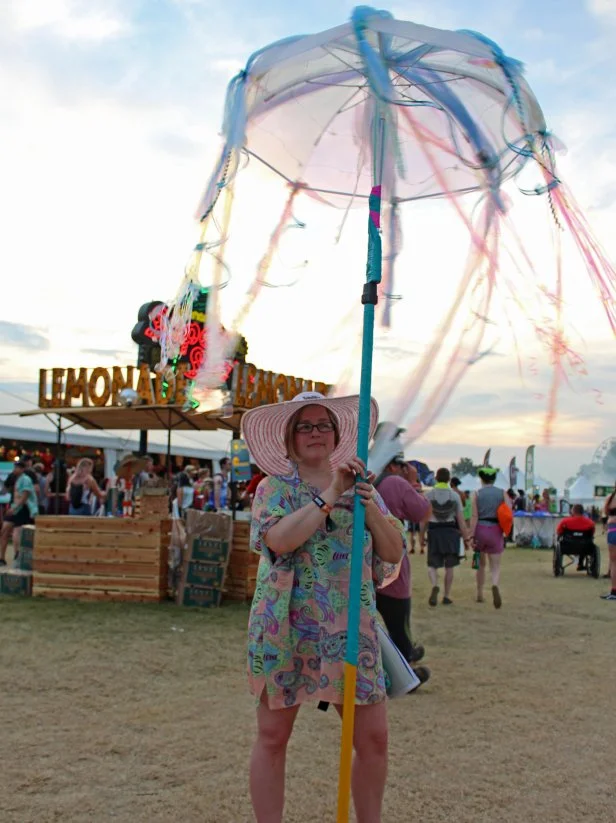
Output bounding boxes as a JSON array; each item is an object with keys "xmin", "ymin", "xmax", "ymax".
[{"xmin": 375, "ymin": 457, "xmax": 430, "ymax": 682}]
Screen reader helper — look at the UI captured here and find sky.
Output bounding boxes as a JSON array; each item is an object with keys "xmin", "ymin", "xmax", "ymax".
[{"xmin": 0, "ymin": 0, "xmax": 615, "ymax": 486}]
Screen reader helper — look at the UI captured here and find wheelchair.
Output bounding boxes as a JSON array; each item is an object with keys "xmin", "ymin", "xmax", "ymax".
[{"xmin": 553, "ymin": 528, "xmax": 600, "ymax": 579}]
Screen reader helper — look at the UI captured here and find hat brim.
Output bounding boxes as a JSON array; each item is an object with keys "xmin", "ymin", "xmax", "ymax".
[
  {"xmin": 115, "ymin": 455, "xmax": 148, "ymax": 478},
  {"xmin": 242, "ymin": 395, "xmax": 379, "ymax": 478}
]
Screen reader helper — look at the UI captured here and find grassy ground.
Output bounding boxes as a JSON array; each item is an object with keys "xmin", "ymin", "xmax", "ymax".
[{"xmin": 1, "ymin": 542, "xmax": 614, "ymax": 822}]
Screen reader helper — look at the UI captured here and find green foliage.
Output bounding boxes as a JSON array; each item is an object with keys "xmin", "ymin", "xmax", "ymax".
[{"xmin": 451, "ymin": 457, "xmax": 480, "ymax": 477}]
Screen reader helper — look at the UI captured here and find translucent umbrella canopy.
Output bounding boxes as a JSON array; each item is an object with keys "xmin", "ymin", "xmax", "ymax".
[
  {"xmin": 165, "ymin": 5, "xmax": 613, "ymax": 459},
  {"xmin": 196, "ymin": 9, "xmax": 547, "ymax": 215}
]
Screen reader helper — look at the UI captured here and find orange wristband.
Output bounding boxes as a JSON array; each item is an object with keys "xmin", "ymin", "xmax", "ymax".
[{"xmin": 313, "ymin": 495, "xmax": 333, "ymax": 515}]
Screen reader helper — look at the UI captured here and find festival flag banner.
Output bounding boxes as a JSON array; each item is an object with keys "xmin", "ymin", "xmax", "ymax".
[
  {"xmin": 482, "ymin": 448, "xmax": 492, "ymax": 467},
  {"xmin": 525, "ymin": 446, "xmax": 535, "ymax": 493},
  {"xmin": 230, "ymin": 439, "xmax": 252, "ymax": 483},
  {"xmin": 508, "ymin": 457, "xmax": 517, "ymax": 489}
]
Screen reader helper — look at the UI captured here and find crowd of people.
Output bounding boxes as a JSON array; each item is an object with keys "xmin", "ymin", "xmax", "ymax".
[{"xmin": 0, "ymin": 452, "xmax": 246, "ymax": 564}]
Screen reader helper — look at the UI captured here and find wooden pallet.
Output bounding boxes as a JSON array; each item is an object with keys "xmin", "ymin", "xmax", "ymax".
[
  {"xmin": 33, "ymin": 516, "xmax": 170, "ymax": 603},
  {"xmin": 224, "ymin": 521, "xmax": 260, "ymax": 602},
  {"xmin": 133, "ymin": 488, "xmax": 170, "ymax": 520}
]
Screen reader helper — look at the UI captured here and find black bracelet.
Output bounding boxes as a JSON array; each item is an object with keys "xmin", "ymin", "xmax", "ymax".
[{"xmin": 312, "ymin": 496, "xmax": 336, "ymax": 532}]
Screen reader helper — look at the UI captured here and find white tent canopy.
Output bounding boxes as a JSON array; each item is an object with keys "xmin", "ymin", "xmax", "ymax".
[
  {"xmin": 454, "ymin": 469, "xmax": 554, "ymax": 494},
  {"xmin": 568, "ymin": 475, "xmax": 596, "ymax": 503},
  {"xmin": 457, "ymin": 473, "xmax": 480, "ymax": 491}
]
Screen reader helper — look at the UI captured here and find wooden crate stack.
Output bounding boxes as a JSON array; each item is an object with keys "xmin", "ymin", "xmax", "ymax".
[
  {"xmin": 33, "ymin": 516, "xmax": 170, "ymax": 603},
  {"xmin": 224, "ymin": 521, "xmax": 260, "ymax": 602},
  {"xmin": 177, "ymin": 511, "xmax": 233, "ymax": 608}
]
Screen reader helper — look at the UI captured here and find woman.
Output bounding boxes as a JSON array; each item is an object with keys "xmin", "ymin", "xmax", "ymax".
[
  {"xmin": 65, "ymin": 458, "xmax": 106, "ymax": 516},
  {"xmin": 470, "ymin": 467, "xmax": 511, "ymax": 608},
  {"xmin": 242, "ymin": 392, "xmax": 405, "ymax": 823},
  {"xmin": 601, "ymin": 486, "xmax": 616, "ymax": 600},
  {"xmin": 175, "ymin": 465, "xmax": 196, "ymax": 515}
]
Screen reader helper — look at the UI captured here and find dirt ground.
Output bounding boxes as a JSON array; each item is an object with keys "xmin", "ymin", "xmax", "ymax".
[{"xmin": 1, "ymin": 542, "xmax": 615, "ymax": 822}]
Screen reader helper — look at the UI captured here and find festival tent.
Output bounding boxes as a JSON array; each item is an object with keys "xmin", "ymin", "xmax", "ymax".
[
  {"xmin": 568, "ymin": 475, "xmax": 596, "ymax": 504},
  {"xmin": 458, "ymin": 473, "xmax": 480, "ymax": 491},
  {"xmin": 496, "ymin": 470, "xmax": 510, "ymax": 489}
]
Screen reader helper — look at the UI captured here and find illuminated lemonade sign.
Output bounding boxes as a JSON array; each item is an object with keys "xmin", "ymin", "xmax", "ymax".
[{"xmin": 38, "ymin": 365, "xmax": 331, "ymax": 409}]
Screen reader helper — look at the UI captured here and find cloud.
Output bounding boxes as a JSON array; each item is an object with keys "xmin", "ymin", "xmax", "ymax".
[
  {"xmin": 7, "ymin": 0, "xmax": 130, "ymax": 41},
  {"xmin": 81, "ymin": 347, "xmax": 134, "ymax": 358},
  {"xmin": 456, "ymin": 393, "xmax": 501, "ymax": 407},
  {"xmin": 0, "ymin": 321, "xmax": 49, "ymax": 350},
  {"xmin": 1, "ymin": 380, "xmax": 39, "ymax": 395},
  {"xmin": 587, "ymin": 0, "xmax": 616, "ymax": 21},
  {"xmin": 149, "ymin": 131, "xmax": 204, "ymax": 159}
]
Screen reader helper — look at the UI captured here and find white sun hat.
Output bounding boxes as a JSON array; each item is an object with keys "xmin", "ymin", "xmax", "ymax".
[{"xmin": 241, "ymin": 392, "xmax": 379, "ymax": 478}]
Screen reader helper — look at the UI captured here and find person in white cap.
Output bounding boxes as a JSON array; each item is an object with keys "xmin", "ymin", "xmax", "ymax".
[{"xmin": 242, "ymin": 392, "xmax": 405, "ymax": 823}]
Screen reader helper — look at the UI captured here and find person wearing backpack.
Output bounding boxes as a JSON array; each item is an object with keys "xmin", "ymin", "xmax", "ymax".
[{"xmin": 65, "ymin": 458, "xmax": 106, "ymax": 516}]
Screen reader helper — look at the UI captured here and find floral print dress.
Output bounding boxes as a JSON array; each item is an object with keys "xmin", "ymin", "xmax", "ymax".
[{"xmin": 247, "ymin": 471, "xmax": 405, "ymax": 710}]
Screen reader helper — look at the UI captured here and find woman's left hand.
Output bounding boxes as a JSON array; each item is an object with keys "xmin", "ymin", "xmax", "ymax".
[{"xmin": 356, "ymin": 479, "xmax": 378, "ymax": 516}]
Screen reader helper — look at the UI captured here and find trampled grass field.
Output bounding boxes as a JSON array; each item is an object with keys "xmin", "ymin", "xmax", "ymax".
[{"xmin": 1, "ymin": 543, "xmax": 614, "ymax": 822}]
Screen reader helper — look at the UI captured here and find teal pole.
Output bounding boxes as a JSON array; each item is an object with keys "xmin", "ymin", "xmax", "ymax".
[
  {"xmin": 337, "ymin": 118, "xmax": 384, "ymax": 820},
  {"xmin": 346, "ymin": 113, "xmax": 385, "ymax": 669}
]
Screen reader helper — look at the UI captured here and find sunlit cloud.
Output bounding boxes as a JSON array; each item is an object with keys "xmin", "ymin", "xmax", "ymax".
[{"xmin": 6, "ymin": 0, "xmax": 130, "ymax": 41}]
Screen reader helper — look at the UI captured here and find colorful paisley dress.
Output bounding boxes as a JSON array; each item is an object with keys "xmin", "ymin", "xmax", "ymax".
[{"xmin": 247, "ymin": 471, "xmax": 405, "ymax": 710}]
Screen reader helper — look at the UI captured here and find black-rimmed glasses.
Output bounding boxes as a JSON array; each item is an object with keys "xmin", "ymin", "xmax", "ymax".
[{"xmin": 294, "ymin": 422, "xmax": 336, "ymax": 434}]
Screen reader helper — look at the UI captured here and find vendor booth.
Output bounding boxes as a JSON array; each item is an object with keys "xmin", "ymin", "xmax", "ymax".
[
  {"xmin": 7, "ymin": 360, "xmax": 330, "ymax": 605},
  {"xmin": 513, "ymin": 512, "xmax": 563, "ymax": 548}
]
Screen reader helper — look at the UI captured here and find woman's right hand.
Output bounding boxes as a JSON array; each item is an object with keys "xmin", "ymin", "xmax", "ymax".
[{"xmin": 328, "ymin": 457, "xmax": 368, "ymax": 498}]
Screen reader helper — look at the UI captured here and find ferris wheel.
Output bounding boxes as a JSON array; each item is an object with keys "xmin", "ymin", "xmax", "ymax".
[{"xmin": 592, "ymin": 437, "xmax": 616, "ymax": 465}]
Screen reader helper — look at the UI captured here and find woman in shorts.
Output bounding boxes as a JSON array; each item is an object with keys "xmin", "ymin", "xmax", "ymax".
[
  {"xmin": 601, "ymin": 487, "xmax": 616, "ymax": 601},
  {"xmin": 423, "ymin": 468, "xmax": 471, "ymax": 606},
  {"xmin": 471, "ymin": 467, "xmax": 511, "ymax": 608}
]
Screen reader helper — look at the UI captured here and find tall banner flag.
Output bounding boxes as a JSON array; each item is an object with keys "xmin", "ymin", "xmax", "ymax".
[
  {"xmin": 482, "ymin": 448, "xmax": 492, "ymax": 467},
  {"xmin": 508, "ymin": 457, "xmax": 517, "ymax": 489},
  {"xmin": 525, "ymin": 446, "xmax": 535, "ymax": 493}
]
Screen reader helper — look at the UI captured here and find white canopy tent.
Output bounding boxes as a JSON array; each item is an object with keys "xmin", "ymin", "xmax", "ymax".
[
  {"xmin": 568, "ymin": 475, "xmax": 596, "ymax": 504},
  {"xmin": 457, "ymin": 473, "xmax": 480, "ymax": 492}
]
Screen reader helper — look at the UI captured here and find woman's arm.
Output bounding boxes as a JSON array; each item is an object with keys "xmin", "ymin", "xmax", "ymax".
[
  {"xmin": 419, "ymin": 503, "xmax": 432, "ymax": 548},
  {"xmin": 265, "ymin": 482, "xmax": 339, "ymax": 554},
  {"xmin": 470, "ymin": 493, "xmax": 478, "ymax": 535},
  {"xmin": 65, "ymin": 476, "xmax": 72, "ymax": 502},
  {"xmin": 14, "ymin": 487, "xmax": 29, "ymax": 509},
  {"xmin": 88, "ymin": 476, "xmax": 106, "ymax": 503},
  {"xmin": 363, "ymin": 499, "xmax": 404, "ymax": 564},
  {"xmin": 603, "ymin": 492, "xmax": 615, "ymax": 516},
  {"xmin": 456, "ymin": 509, "xmax": 470, "ymax": 541},
  {"xmin": 264, "ymin": 458, "xmax": 368, "ymax": 555}
]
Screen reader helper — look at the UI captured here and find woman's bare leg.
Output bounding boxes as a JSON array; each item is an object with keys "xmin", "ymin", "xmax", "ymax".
[
  {"xmin": 12, "ymin": 526, "xmax": 23, "ymax": 563},
  {"xmin": 250, "ymin": 695, "xmax": 300, "ymax": 823},
  {"xmin": 476, "ymin": 551, "xmax": 487, "ymax": 600},
  {"xmin": 488, "ymin": 553, "xmax": 502, "ymax": 588},
  {"xmin": 335, "ymin": 701, "xmax": 388, "ymax": 823}
]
